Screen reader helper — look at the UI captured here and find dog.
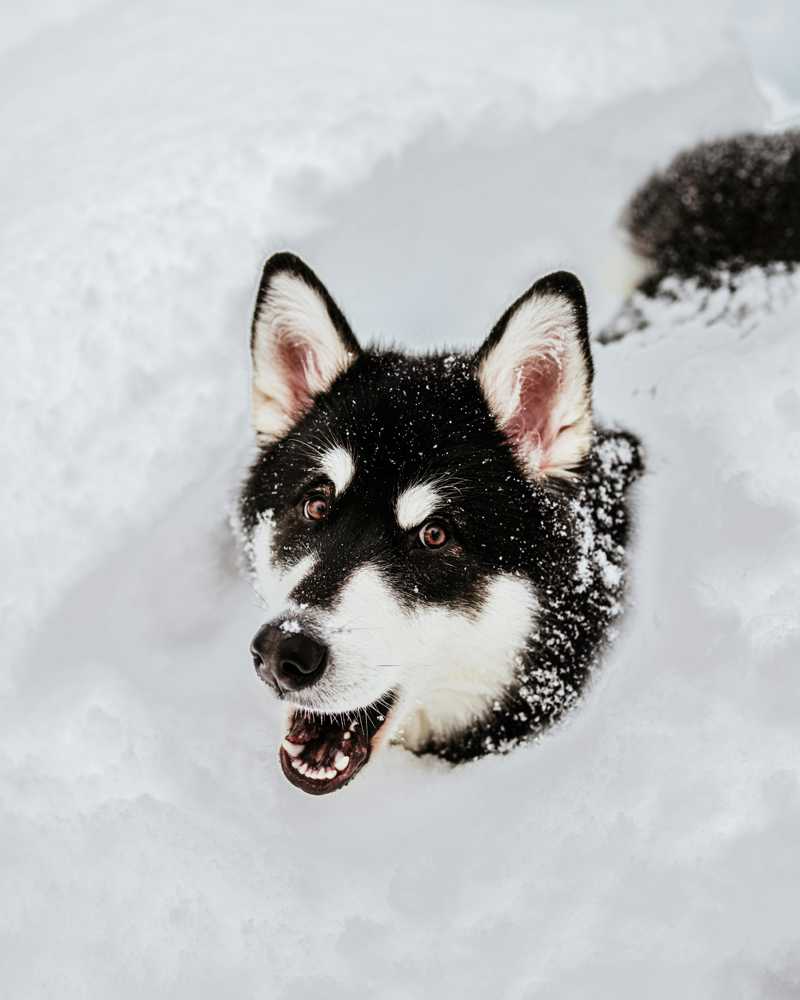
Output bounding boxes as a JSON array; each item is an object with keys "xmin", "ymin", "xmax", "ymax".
[{"xmin": 235, "ymin": 129, "xmax": 800, "ymax": 795}]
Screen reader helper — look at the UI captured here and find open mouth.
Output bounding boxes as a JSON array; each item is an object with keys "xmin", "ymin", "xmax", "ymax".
[{"xmin": 279, "ymin": 692, "xmax": 396, "ymax": 795}]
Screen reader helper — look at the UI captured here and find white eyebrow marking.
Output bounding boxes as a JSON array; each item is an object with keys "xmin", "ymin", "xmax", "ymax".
[
  {"xmin": 396, "ymin": 481, "xmax": 442, "ymax": 530},
  {"xmin": 319, "ymin": 445, "xmax": 355, "ymax": 495}
]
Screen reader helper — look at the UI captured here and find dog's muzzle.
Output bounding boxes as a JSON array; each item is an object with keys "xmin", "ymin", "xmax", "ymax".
[
  {"xmin": 250, "ymin": 621, "xmax": 398, "ymax": 795},
  {"xmin": 250, "ymin": 624, "xmax": 328, "ymax": 694}
]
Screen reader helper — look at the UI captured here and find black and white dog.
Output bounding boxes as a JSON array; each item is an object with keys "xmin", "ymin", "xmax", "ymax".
[{"xmin": 236, "ymin": 130, "xmax": 800, "ymax": 795}]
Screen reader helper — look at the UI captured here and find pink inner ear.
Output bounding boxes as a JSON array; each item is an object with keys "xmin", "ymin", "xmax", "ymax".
[
  {"xmin": 276, "ymin": 331, "xmax": 316, "ymax": 420},
  {"xmin": 504, "ymin": 354, "xmax": 562, "ymax": 459}
]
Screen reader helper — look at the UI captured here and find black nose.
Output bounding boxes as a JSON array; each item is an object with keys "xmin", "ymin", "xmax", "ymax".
[{"xmin": 250, "ymin": 624, "xmax": 328, "ymax": 692}]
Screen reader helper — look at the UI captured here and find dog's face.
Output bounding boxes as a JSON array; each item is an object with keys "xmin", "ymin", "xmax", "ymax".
[{"xmin": 238, "ymin": 254, "xmax": 594, "ymax": 794}]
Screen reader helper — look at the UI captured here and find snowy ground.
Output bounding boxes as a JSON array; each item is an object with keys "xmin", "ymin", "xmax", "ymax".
[{"xmin": 2, "ymin": 2, "xmax": 800, "ymax": 997}]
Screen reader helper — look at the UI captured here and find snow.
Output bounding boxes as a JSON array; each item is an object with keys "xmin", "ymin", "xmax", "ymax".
[{"xmin": 2, "ymin": 2, "xmax": 799, "ymax": 996}]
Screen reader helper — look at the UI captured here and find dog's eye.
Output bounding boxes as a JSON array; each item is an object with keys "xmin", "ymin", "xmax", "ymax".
[
  {"xmin": 303, "ymin": 494, "xmax": 329, "ymax": 521},
  {"xmin": 419, "ymin": 521, "xmax": 448, "ymax": 549}
]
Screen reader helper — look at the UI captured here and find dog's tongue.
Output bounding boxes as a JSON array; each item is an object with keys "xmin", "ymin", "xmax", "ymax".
[{"xmin": 279, "ymin": 698, "xmax": 393, "ymax": 795}]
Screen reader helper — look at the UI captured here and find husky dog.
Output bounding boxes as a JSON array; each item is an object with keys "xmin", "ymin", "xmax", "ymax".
[
  {"xmin": 236, "ymin": 129, "xmax": 800, "ymax": 795},
  {"xmin": 236, "ymin": 260, "xmax": 642, "ymax": 795}
]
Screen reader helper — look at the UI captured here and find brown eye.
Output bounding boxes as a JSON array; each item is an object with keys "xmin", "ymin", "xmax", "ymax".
[
  {"xmin": 419, "ymin": 521, "xmax": 448, "ymax": 549},
  {"xmin": 303, "ymin": 495, "xmax": 329, "ymax": 521}
]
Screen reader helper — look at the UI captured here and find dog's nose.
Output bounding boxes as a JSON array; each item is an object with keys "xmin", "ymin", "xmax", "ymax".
[
  {"xmin": 250, "ymin": 624, "xmax": 328, "ymax": 692},
  {"xmin": 276, "ymin": 632, "xmax": 328, "ymax": 689}
]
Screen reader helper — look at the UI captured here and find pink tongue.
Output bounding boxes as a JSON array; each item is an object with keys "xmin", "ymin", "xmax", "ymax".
[
  {"xmin": 286, "ymin": 711, "xmax": 363, "ymax": 767},
  {"xmin": 286, "ymin": 712, "xmax": 323, "ymax": 744}
]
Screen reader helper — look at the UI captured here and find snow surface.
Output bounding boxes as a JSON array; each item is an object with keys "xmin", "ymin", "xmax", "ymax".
[{"xmin": 2, "ymin": 2, "xmax": 800, "ymax": 997}]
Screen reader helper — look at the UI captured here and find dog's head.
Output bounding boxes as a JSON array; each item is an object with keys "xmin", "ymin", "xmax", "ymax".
[{"xmin": 238, "ymin": 253, "xmax": 594, "ymax": 794}]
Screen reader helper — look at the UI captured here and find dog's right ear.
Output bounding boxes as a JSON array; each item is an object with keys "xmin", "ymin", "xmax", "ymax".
[{"xmin": 250, "ymin": 253, "xmax": 360, "ymax": 443}]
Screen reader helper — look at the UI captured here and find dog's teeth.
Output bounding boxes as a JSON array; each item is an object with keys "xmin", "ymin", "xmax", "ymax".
[
  {"xmin": 291, "ymin": 757, "xmax": 304, "ymax": 771},
  {"xmin": 334, "ymin": 752, "xmax": 350, "ymax": 772},
  {"xmin": 325, "ymin": 767, "xmax": 337, "ymax": 779},
  {"xmin": 282, "ymin": 739, "xmax": 303, "ymax": 757}
]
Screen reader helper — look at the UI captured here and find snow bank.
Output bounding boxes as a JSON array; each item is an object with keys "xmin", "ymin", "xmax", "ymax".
[{"xmin": 2, "ymin": 2, "xmax": 799, "ymax": 997}]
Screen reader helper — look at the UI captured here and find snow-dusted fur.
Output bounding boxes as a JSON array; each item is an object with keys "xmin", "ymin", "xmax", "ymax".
[
  {"xmin": 317, "ymin": 445, "xmax": 356, "ymax": 496},
  {"xmin": 395, "ymin": 480, "xmax": 450, "ymax": 531},
  {"xmin": 623, "ymin": 129, "xmax": 800, "ymax": 289}
]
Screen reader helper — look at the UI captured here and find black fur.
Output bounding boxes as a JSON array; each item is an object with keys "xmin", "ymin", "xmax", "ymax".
[{"xmin": 625, "ymin": 130, "xmax": 800, "ymax": 290}]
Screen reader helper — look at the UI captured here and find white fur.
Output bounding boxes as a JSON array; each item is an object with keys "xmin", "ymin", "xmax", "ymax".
[
  {"xmin": 251, "ymin": 272, "xmax": 356, "ymax": 441},
  {"xmin": 395, "ymin": 481, "xmax": 442, "ymax": 530},
  {"xmin": 285, "ymin": 564, "xmax": 538, "ymax": 747},
  {"xmin": 602, "ymin": 240, "xmax": 655, "ymax": 299},
  {"xmin": 251, "ymin": 512, "xmax": 316, "ymax": 613},
  {"xmin": 318, "ymin": 445, "xmax": 355, "ymax": 496},
  {"xmin": 478, "ymin": 292, "xmax": 592, "ymax": 479}
]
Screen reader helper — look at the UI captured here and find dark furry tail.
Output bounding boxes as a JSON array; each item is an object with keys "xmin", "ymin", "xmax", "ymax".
[{"xmin": 623, "ymin": 130, "xmax": 800, "ymax": 286}]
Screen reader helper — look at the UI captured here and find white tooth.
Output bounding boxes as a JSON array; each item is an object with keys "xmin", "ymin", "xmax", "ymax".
[
  {"xmin": 334, "ymin": 752, "xmax": 350, "ymax": 772},
  {"xmin": 298, "ymin": 762, "xmax": 309, "ymax": 776},
  {"xmin": 291, "ymin": 757, "xmax": 303, "ymax": 771},
  {"xmin": 309, "ymin": 767, "xmax": 325, "ymax": 780},
  {"xmin": 282, "ymin": 740, "xmax": 303, "ymax": 757},
  {"xmin": 325, "ymin": 768, "xmax": 337, "ymax": 779}
]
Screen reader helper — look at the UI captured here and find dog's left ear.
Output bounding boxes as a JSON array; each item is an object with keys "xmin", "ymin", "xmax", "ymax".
[
  {"xmin": 250, "ymin": 253, "xmax": 360, "ymax": 443},
  {"xmin": 476, "ymin": 271, "xmax": 593, "ymax": 480}
]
